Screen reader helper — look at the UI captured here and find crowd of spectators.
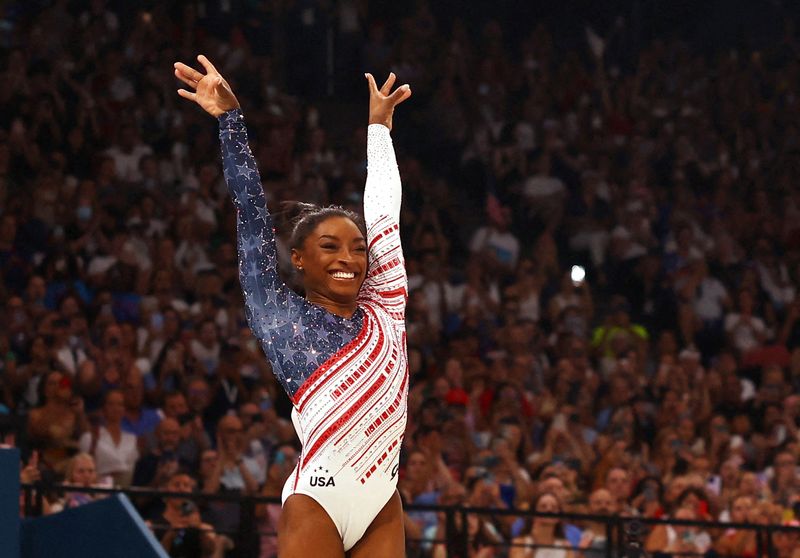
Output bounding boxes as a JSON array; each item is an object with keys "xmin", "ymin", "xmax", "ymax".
[{"xmin": 3, "ymin": 1, "xmax": 800, "ymax": 557}]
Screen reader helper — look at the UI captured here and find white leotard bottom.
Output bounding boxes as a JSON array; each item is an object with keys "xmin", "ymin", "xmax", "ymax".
[{"xmin": 282, "ymin": 408, "xmax": 402, "ymax": 551}]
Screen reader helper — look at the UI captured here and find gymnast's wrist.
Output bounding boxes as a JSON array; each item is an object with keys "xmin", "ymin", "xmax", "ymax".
[{"xmin": 367, "ymin": 115, "xmax": 392, "ymax": 130}]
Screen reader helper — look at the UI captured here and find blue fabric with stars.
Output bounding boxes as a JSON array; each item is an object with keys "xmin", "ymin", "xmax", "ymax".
[{"xmin": 219, "ymin": 109, "xmax": 363, "ymax": 397}]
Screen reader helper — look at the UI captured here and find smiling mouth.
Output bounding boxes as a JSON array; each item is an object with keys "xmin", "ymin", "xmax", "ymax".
[{"xmin": 330, "ymin": 271, "xmax": 357, "ymax": 281}]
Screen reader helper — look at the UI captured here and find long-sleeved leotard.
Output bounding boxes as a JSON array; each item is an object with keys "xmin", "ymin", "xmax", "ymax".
[{"xmin": 219, "ymin": 109, "xmax": 407, "ymax": 551}]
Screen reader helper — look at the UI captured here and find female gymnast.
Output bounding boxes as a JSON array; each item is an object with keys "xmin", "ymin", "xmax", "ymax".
[{"xmin": 174, "ymin": 55, "xmax": 411, "ymax": 557}]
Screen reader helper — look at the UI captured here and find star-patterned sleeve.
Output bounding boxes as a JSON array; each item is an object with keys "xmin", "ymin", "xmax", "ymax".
[
  {"xmin": 218, "ymin": 110, "xmax": 368, "ymax": 398},
  {"xmin": 360, "ymin": 124, "xmax": 407, "ymax": 313},
  {"xmin": 218, "ymin": 110, "xmax": 296, "ymax": 337}
]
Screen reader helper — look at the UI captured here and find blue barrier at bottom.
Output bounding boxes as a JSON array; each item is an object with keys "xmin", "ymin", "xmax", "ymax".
[
  {"xmin": 0, "ymin": 448, "xmax": 21, "ymax": 558},
  {"xmin": 20, "ymin": 493, "xmax": 168, "ymax": 558}
]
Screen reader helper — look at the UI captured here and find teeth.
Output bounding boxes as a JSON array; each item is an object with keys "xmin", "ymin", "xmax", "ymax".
[{"xmin": 331, "ymin": 271, "xmax": 355, "ymax": 279}]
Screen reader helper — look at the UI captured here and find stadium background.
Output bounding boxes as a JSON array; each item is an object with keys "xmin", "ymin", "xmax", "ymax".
[{"xmin": 4, "ymin": 0, "xmax": 800, "ymax": 556}]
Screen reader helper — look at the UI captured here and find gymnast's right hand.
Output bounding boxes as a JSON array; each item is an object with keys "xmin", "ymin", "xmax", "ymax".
[{"xmin": 174, "ymin": 54, "xmax": 240, "ymax": 117}]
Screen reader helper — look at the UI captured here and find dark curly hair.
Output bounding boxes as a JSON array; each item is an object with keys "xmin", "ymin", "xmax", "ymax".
[{"xmin": 281, "ymin": 201, "xmax": 366, "ymax": 250}]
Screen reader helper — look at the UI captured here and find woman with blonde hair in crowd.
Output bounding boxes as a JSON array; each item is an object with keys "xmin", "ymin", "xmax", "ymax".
[
  {"xmin": 714, "ymin": 495, "xmax": 757, "ymax": 558},
  {"xmin": 49, "ymin": 452, "xmax": 107, "ymax": 512},
  {"xmin": 509, "ymin": 491, "xmax": 574, "ymax": 558}
]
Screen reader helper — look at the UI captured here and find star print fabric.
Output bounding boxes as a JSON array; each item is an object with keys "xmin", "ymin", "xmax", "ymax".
[{"xmin": 219, "ymin": 109, "xmax": 364, "ymax": 396}]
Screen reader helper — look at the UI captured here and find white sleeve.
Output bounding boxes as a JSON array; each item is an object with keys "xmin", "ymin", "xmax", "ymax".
[
  {"xmin": 363, "ymin": 124, "xmax": 401, "ymax": 225},
  {"xmin": 359, "ymin": 124, "xmax": 406, "ymax": 311}
]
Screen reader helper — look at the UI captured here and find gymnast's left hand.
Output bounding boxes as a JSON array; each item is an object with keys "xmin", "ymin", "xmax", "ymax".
[
  {"xmin": 174, "ymin": 55, "xmax": 240, "ymax": 118},
  {"xmin": 365, "ymin": 72, "xmax": 412, "ymax": 131}
]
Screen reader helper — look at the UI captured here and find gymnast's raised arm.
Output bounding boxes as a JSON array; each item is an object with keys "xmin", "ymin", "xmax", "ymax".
[
  {"xmin": 174, "ymin": 55, "xmax": 291, "ymax": 339},
  {"xmin": 359, "ymin": 73, "xmax": 411, "ymax": 307}
]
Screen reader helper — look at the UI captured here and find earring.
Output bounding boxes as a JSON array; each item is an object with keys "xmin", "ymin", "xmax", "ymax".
[{"xmin": 296, "ymin": 266, "xmax": 303, "ymax": 271}]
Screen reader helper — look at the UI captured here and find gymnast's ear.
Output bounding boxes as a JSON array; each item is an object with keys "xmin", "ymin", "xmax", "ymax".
[{"xmin": 291, "ymin": 249, "xmax": 304, "ymax": 272}]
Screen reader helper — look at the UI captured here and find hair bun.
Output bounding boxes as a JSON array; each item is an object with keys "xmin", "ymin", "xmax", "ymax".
[{"xmin": 279, "ymin": 201, "xmax": 321, "ymax": 227}]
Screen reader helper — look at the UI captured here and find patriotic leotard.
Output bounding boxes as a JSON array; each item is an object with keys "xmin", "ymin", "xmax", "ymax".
[{"xmin": 219, "ymin": 110, "xmax": 407, "ymax": 551}]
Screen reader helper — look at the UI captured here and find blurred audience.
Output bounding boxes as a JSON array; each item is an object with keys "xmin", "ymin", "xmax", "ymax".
[{"xmin": 3, "ymin": 1, "xmax": 800, "ymax": 557}]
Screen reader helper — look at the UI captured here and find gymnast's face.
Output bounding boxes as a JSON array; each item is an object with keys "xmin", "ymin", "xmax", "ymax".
[{"xmin": 292, "ymin": 216, "xmax": 367, "ymax": 309}]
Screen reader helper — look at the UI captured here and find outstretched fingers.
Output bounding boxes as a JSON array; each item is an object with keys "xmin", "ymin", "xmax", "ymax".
[
  {"xmin": 365, "ymin": 73, "xmax": 379, "ymax": 96},
  {"xmin": 197, "ymin": 54, "xmax": 219, "ymax": 76},
  {"xmin": 177, "ymin": 89, "xmax": 197, "ymax": 102},
  {"xmin": 388, "ymin": 84, "xmax": 412, "ymax": 106},
  {"xmin": 174, "ymin": 68, "xmax": 198, "ymax": 89},
  {"xmin": 380, "ymin": 72, "xmax": 396, "ymax": 95},
  {"xmin": 174, "ymin": 62, "xmax": 204, "ymax": 83}
]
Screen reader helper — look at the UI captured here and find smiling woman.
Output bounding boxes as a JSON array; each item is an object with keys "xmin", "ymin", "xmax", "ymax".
[
  {"xmin": 173, "ymin": 55, "xmax": 411, "ymax": 557},
  {"xmin": 283, "ymin": 202, "xmax": 368, "ymax": 313}
]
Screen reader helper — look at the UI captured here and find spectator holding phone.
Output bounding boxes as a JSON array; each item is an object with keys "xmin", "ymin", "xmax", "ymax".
[
  {"xmin": 132, "ymin": 417, "xmax": 183, "ymax": 488},
  {"xmin": 150, "ymin": 471, "xmax": 225, "ymax": 558}
]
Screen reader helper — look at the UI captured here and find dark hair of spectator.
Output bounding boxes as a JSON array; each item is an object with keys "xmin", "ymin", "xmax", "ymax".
[
  {"xmin": 152, "ymin": 339, "xmax": 180, "ymax": 378},
  {"xmin": 413, "ymin": 424, "xmax": 441, "ymax": 443},
  {"xmin": 632, "ymin": 475, "xmax": 665, "ymax": 506},
  {"xmin": 675, "ymin": 486, "xmax": 711, "ymax": 514},
  {"xmin": 281, "ymin": 201, "xmax": 366, "ymax": 251},
  {"xmin": 102, "ymin": 388, "xmax": 124, "ymax": 407},
  {"xmin": 36, "ymin": 369, "xmax": 62, "ymax": 407},
  {"xmin": 529, "ymin": 490, "xmax": 567, "ymax": 539}
]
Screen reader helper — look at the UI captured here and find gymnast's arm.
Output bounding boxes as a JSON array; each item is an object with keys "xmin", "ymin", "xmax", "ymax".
[
  {"xmin": 362, "ymin": 72, "xmax": 411, "ymax": 227},
  {"xmin": 174, "ymin": 55, "xmax": 287, "ymax": 340},
  {"xmin": 360, "ymin": 73, "xmax": 412, "ymax": 307}
]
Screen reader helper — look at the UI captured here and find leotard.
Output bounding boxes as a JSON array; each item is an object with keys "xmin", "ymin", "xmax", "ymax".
[{"xmin": 219, "ymin": 109, "xmax": 408, "ymax": 551}]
